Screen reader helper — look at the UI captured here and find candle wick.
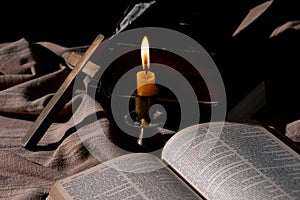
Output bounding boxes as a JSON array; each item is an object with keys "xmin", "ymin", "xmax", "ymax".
[{"xmin": 145, "ymin": 65, "xmax": 148, "ymax": 76}]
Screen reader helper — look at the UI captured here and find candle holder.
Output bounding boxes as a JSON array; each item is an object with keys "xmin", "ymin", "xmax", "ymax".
[
  {"xmin": 123, "ymin": 111, "xmax": 165, "ymax": 151},
  {"xmin": 123, "ymin": 91, "xmax": 166, "ymax": 150},
  {"xmin": 134, "ymin": 94, "xmax": 155, "ymax": 125}
]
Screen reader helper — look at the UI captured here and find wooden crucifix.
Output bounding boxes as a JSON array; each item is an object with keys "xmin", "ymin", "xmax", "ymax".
[{"xmin": 21, "ymin": 34, "xmax": 104, "ymax": 149}]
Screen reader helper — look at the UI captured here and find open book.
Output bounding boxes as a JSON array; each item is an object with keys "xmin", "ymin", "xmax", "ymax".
[{"xmin": 47, "ymin": 121, "xmax": 300, "ymax": 200}]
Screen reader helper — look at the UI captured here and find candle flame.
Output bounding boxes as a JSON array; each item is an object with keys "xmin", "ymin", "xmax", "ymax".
[{"xmin": 141, "ymin": 35, "xmax": 150, "ymax": 71}]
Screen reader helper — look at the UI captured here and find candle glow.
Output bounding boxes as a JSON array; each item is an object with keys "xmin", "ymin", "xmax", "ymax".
[{"xmin": 141, "ymin": 36, "xmax": 150, "ymax": 72}]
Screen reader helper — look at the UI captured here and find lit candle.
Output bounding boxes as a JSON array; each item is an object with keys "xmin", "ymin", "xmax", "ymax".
[{"xmin": 136, "ymin": 35, "xmax": 157, "ymax": 96}]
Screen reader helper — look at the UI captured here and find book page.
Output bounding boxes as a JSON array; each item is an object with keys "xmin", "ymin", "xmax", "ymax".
[
  {"xmin": 162, "ymin": 121, "xmax": 300, "ymax": 200},
  {"xmin": 49, "ymin": 153, "xmax": 202, "ymax": 200}
]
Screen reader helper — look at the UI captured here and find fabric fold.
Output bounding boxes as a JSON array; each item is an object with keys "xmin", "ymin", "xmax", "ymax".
[{"xmin": 0, "ymin": 38, "xmax": 121, "ymax": 200}]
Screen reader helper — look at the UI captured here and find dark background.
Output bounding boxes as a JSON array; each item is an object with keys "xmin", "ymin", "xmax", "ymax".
[
  {"xmin": 1, "ymin": 0, "xmax": 300, "ymax": 131},
  {"xmin": 0, "ymin": 0, "xmax": 266, "ymax": 46}
]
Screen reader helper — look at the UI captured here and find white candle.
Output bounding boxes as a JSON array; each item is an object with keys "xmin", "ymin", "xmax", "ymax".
[{"xmin": 136, "ymin": 35, "xmax": 157, "ymax": 96}]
